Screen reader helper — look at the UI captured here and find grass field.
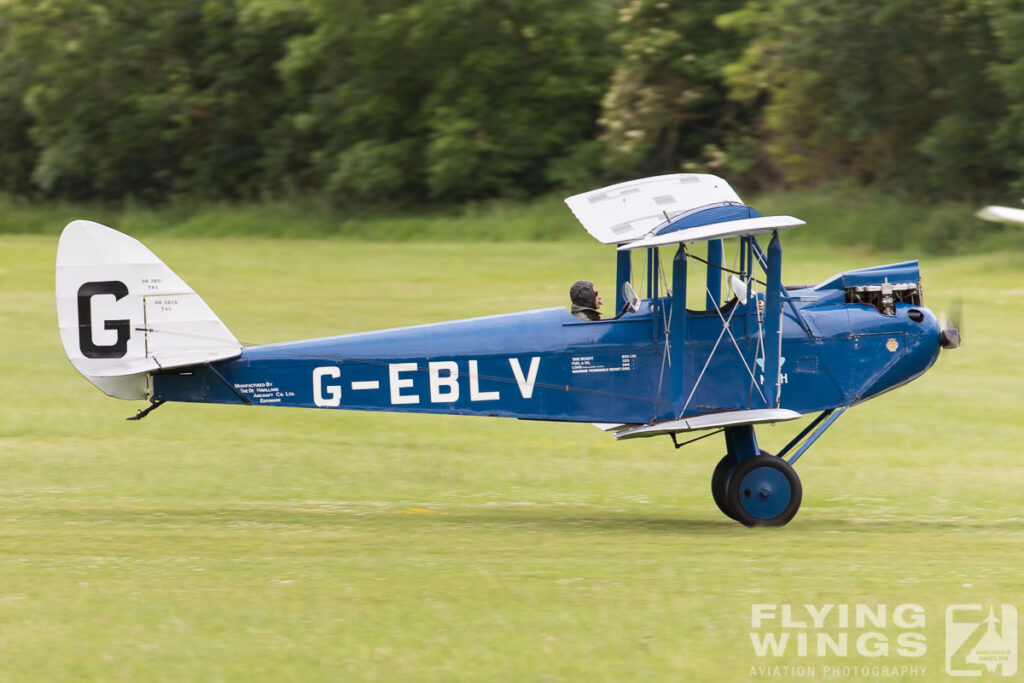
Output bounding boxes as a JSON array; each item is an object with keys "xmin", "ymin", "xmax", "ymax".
[
  {"xmin": 2, "ymin": 232, "xmax": 1023, "ymax": 681},
  {"xmin": 0, "ymin": 186, "xmax": 1003, "ymax": 253}
]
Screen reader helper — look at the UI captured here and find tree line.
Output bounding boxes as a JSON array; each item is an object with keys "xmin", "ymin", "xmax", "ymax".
[{"xmin": 1, "ymin": 0, "xmax": 1022, "ymax": 204}]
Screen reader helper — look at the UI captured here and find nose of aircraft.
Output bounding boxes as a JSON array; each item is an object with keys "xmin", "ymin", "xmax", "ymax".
[
  {"xmin": 914, "ymin": 306, "xmax": 944, "ymax": 361},
  {"xmin": 866, "ymin": 306, "xmax": 948, "ymax": 399},
  {"xmin": 908, "ymin": 304, "xmax": 961, "ymax": 376}
]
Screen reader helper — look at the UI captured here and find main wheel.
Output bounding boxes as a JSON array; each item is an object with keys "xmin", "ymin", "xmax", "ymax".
[
  {"xmin": 711, "ymin": 455, "xmax": 739, "ymax": 521},
  {"xmin": 725, "ymin": 454, "xmax": 802, "ymax": 527}
]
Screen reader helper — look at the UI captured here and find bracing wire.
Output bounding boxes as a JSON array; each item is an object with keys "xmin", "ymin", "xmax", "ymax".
[{"xmin": 678, "ymin": 243, "xmax": 769, "ymax": 417}]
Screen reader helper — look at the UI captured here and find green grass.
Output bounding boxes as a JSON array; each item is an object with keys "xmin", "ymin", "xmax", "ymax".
[
  {"xmin": 3, "ymin": 186, "xmax": 1017, "ymax": 253},
  {"xmin": 754, "ymin": 185, "xmax": 1013, "ymax": 254},
  {"xmin": 0, "ymin": 194, "xmax": 584, "ymax": 241},
  {"xmin": 2, "ymin": 233, "xmax": 1023, "ymax": 681}
]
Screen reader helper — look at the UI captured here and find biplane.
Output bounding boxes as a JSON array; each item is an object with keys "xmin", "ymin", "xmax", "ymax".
[{"xmin": 56, "ymin": 174, "xmax": 960, "ymax": 526}]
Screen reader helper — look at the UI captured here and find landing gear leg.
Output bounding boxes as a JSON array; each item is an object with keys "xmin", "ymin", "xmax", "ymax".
[{"xmin": 711, "ymin": 425, "xmax": 760, "ymax": 522}]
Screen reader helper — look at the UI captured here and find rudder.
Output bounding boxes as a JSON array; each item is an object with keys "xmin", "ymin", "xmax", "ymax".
[{"xmin": 56, "ymin": 220, "xmax": 242, "ymax": 399}]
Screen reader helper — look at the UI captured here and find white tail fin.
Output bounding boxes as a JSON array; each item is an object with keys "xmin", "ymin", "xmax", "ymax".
[{"xmin": 56, "ymin": 220, "xmax": 242, "ymax": 399}]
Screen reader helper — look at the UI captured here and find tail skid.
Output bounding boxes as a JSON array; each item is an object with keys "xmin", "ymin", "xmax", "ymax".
[{"xmin": 56, "ymin": 220, "xmax": 242, "ymax": 399}]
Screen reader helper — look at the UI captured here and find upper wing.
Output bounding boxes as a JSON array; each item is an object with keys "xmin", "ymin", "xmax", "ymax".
[
  {"xmin": 565, "ymin": 174, "xmax": 804, "ymax": 246},
  {"xmin": 564, "ymin": 174, "xmax": 743, "ymax": 244}
]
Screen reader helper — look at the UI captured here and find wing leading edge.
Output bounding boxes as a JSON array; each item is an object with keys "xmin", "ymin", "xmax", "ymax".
[{"xmin": 616, "ymin": 215, "xmax": 805, "ymax": 251}]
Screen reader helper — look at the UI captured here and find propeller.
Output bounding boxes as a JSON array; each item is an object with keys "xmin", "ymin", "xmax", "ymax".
[{"xmin": 939, "ymin": 296, "xmax": 962, "ymax": 350}]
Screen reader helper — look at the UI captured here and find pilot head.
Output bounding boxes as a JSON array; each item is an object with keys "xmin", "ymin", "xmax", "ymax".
[{"xmin": 570, "ymin": 280, "xmax": 601, "ymax": 309}]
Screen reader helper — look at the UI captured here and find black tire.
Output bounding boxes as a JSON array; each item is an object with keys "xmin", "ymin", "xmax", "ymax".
[
  {"xmin": 711, "ymin": 454, "xmax": 739, "ymax": 521},
  {"xmin": 712, "ymin": 450, "xmax": 774, "ymax": 522},
  {"xmin": 725, "ymin": 454, "xmax": 802, "ymax": 527}
]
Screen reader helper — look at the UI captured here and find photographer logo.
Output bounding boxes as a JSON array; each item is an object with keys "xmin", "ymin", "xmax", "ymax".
[{"xmin": 945, "ymin": 605, "xmax": 1017, "ymax": 677}]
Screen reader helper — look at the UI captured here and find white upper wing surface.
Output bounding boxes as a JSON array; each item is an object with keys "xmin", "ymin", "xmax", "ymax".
[{"xmin": 564, "ymin": 174, "xmax": 744, "ymax": 244}]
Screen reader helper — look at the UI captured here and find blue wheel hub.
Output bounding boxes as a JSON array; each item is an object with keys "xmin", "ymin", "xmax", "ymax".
[
  {"xmin": 737, "ymin": 466, "xmax": 792, "ymax": 519},
  {"xmin": 723, "ymin": 454, "xmax": 803, "ymax": 527}
]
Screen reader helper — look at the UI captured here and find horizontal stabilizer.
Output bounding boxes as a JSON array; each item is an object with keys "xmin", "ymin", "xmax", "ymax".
[
  {"xmin": 613, "ymin": 409, "xmax": 802, "ymax": 440},
  {"xmin": 56, "ymin": 220, "xmax": 242, "ymax": 400},
  {"xmin": 977, "ymin": 205, "xmax": 1024, "ymax": 225}
]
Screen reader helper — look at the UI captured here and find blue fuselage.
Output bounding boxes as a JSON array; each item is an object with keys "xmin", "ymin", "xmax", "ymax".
[{"xmin": 152, "ymin": 261, "xmax": 942, "ymax": 425}]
